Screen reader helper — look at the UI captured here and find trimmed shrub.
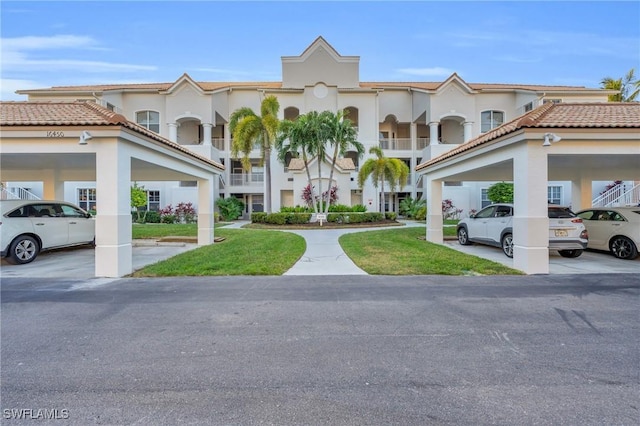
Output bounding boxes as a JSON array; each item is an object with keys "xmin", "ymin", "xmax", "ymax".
[
  {"xmin": 415, "ymin": 206, "xmax": 427, "ymax": 221},
  {"xmin": 161, "ymin": 214, "xmax": 177, "ymax": 224},
  {"xmin": 251, "ymin": 212, "xmax": 268, "ymax": 223},
  {"xmin": 145, "ymin": 211, "xmax": 161, "ymax": 223},
  {"xmin": 385, "ymin": 212, "xmax": 397, "ymax": 221},
  {"xmin": 351, "ymin": 204, "xmax": 367, "ymax": 212}
]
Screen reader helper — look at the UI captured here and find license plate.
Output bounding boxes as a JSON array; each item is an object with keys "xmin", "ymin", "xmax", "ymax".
[{"xmin": 554, "ymin": 230, "xmax": 568, "ymax": 237}]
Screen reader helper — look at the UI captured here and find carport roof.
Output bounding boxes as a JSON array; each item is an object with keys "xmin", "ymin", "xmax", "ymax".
[
  {"xmin": 0, "ymin": 101, "xmax": 225, "ymax": 171},
  {"xmin": 416, "ymin": 102, "xmax": 640, "ymax": 171}
]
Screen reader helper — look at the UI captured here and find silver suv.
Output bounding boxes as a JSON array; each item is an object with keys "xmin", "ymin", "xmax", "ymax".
[
  {"xmin": 456, "ymin": 204, "xmax": 588, "ymax": 258},
  {"xmin": 1, "ymin": 200, "xmax": 95, "ymax": 264}
]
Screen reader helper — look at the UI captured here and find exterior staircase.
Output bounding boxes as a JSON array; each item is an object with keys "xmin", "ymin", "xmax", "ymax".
[
  {"xmin": 0, "ymin": 185, "xmax": 41, "ymax": 200},
  {"xmin": 592, "ymin": 182, "xmax": 640, "ymax": 207}
]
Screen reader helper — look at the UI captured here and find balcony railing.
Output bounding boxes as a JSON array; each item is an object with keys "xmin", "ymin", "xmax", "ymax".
[
  {"xmin": 417, "ymin": 138, "xmax": 430, "ymax": 149},
  {"xmin": 211, "ymin": 138, "xmax": 225, "ymax": 150},
  {"xmin": 230, "ymin": 173, "xmax": 264, "ymax": 186},
  {"xmin": 379, "ymin": 138, "xmax": 412, "ymax": 150}
]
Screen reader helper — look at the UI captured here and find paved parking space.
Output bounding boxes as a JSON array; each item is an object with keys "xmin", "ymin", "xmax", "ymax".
[{"xmin": 444, "ymin": 241, "xmax": 640, "ymax": 274}]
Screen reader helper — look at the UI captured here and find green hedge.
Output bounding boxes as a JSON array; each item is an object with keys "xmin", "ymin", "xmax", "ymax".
[
  {"xmin": 327, "ymin": 212, "xmax": 384, "ymax": 223},
  {"xmin": 251, "ymin": 212, "xmax": 312, "ymax": 224}
]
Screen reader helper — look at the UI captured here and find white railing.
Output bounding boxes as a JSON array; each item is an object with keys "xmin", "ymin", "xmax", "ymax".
[
  {"xmin": 0, "ymin": 186, "xmax": 41, "ymax": 200},
  {"xmin": 592, "ymin": 183, "xmax": 640, "ymax": 207},
  {"xmin": 211, "ymin": 138, "xmax": 225, "ymax": 150},
  {"xmin": 230, "ymin": 173, "xmax": 264, "ymax": 186},
  {"xmin": 417, "ymin": 138, "xmax": 430, "ymax": 149},
  {"xmin": 379, "ymin": 138, "xmax": 412, "ymax": 150}
]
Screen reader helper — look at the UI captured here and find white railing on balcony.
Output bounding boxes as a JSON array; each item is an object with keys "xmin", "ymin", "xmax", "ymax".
[
  {"xmin": 417, "ymin": 138, "xmax": 430, "ymax": 149},
  {"xmin": 592, "ymin": 183, "xmax": 640, "ymax": 207},
  {"xmin": 0, "ymin": 186, "xmax": 41, "ymax": 200},
  {"xmin": 230, "ymin": 173, "xmax": 264, "ymax": 186},
  {"xmin": 379, "ymin": 138, "xmax": 412, "ymax": 150},
  {"xmin": 211, "ymin": 138, "xmax": 225, "ymax": 150}
]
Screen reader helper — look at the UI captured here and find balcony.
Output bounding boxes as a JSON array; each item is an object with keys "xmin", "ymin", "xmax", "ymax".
[
  {"xmin": 211, "ymin": 138, "xmax": 225, "ymax": 150},
  {"xmin": 379, "ymin": 138, "xmax": 412, "ymax": 150},
  {"xmin": 230, "ymin": 173, "xmax": 264, "ymax": 186}
]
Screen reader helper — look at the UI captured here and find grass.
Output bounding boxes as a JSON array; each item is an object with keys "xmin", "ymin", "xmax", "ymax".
[
  {"xmin": 132, "ymin": 228, "xmax": 306, "ymax": 276},
  {"xmin": 340, "ymin": 227, "xmax": 522, "ymax": 275},
  {"xmin": 130, "ymin": 221, "xmax": 519, "ymax": 276}
]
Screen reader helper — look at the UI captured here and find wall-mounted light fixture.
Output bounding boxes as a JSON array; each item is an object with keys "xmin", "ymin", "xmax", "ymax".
[
  {"xmin": 542, "ymin": 132, "xmax": 561, "ymax": 147},
  {"xmin": 78, "ymin": 130, "xmax": 93, "ymax": 145}
]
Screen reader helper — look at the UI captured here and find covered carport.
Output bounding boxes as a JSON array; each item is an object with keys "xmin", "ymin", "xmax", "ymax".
[
  {"xmin": 1, "ymin": 101, "xmax": 224, "ymax": 277},
  {"xmin": 417, "ymin": 102, "xmax": 640, "ymax": 274}
]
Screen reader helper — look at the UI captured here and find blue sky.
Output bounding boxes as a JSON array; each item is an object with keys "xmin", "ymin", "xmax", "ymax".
[{"xmin": 1, "ymin": 1, "xmax": 638, "ymax": 100}]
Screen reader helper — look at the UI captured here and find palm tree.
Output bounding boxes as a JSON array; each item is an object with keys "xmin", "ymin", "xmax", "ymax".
[
  {"xmin": 601, "ymin": 68, "xmax": 639, "ymax": 102},
  {"xmin": 277, "ymin": 115, "xmax": 318, "ymax": 212},
  {"xmin": 357, "ymin": 146, "xmax": 410, "ymax": 215},
  {"xmin": 229, "ymin": 95, "xmax": 280, "ymax": 213},
  {"xmin": 323, "ymin": 110, "xmax": 364, "ymax": 213}
]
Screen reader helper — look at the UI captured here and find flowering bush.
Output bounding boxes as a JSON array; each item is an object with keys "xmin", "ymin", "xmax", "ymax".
[
  {"xmin": 442, "ymin": 199, "xmax": 463, "ymax": 220},
  {"xmin": 175, "ymin": 202, "xmax": 197, "ymax": 224},
  {"xmin": 159, "ymin": 204, "xmax": 176, "ymax": 224}
]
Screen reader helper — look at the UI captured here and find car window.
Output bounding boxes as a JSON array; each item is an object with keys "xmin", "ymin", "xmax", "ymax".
[
  {"xmin": 6, "ymin": 205, "xmax": 35, "ymax": 217},
  {"xmin": 60, "ymin": 204, "xmax": 86, "ymax": 218},
  {"xmin": 495, "ymin": 206, "xmax": 512, "ymax": 217},
  {"xmin": 607, "ymin": 211, "xmax": 626, "ymax": 222},
  {"xmin": 548, "ymin": 207, "xmax": 575, "ymax": 218},
  {"xmin": 474, "ymin": 206, "xmax": 497, "ymax": 219},
  {"xmin": 32, "ymin": 204, "xmax": 62, "ymax": 217},
  {"xmin": 596, "ymin": 211, "xmax": 613, "ymax": 221},
  {"xmin": 577, "ymin": 210, "xmax": 596, "ymax": 220}
]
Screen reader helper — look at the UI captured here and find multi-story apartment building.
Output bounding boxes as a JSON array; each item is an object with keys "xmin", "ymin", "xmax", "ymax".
[{"xmin": 14, "ymin": 36, "xmax": 616, "ymax": 217}]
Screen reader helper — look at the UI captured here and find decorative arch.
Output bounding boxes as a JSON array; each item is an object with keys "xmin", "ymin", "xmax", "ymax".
[{"xmin": 284, "ymin": 106, "xmax": 300, "ymax": 120}]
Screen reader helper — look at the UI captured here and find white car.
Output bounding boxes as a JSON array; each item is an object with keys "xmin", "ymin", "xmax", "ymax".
[
  {"xmin": 1, "ymin": 200, "xmax": 95, "ymax": 264},
  {"xmin": 576, "ymin": 207, "xmax": 640, "ymax": 260},
  {"xmin": 456, "ymin": 203, "xmax": 589, "ymax": 258}
]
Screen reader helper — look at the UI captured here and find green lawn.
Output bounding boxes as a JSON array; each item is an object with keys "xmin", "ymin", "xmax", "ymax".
[
  {"xmin": 132, "ymin": 228, "xmax": 306, "ymax": 276},
  {"xmin": 340, "ymin": 227, "xmax": 521, "ymax": 275},
  {"xmin": 130, "ymin": 222, "xmax": 520, "ymax": 276}
]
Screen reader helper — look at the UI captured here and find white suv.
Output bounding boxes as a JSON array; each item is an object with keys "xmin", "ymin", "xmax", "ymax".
[
  {"xmin": 1, "ymin": 200, "xmax": 95, "ymax": 264},
  {"xmin": 456, "ymin": 204, "xmax": 588, "ymax": 258}
]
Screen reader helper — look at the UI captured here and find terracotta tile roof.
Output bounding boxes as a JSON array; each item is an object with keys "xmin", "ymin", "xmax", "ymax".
[
  {"xmin": 19, "ymin": 81, "xmax": 599, "ymax": 94},
  {"xmin": 0, "ymin": 101, "xmax": 224, "ymax": 171},
  {"xmin": 417, "ymin": 102, "xmax": 640, "ymax": 171}
]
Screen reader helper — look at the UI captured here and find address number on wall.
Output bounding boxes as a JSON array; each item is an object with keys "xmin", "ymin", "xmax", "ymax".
[{"xmin": 46, "ymin": 131, "xmax": 64, "ymax": 138}]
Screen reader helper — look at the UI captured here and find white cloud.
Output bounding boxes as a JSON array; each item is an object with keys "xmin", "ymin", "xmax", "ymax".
[
  {"xmin": 0, "ymin": 79, "xmax": 39, "ymax": 100},
  {"xmin": 1, "ymin": 34, "xmax": 97, "ymax": 50},
  {"xmin": 395, "ymin": 67, "xmax": 454, "ymax": 77}
]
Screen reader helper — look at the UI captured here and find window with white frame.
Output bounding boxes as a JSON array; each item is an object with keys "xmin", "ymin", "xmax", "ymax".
[
  {"xmin": 524, "ymin": 102, "xmax": 534, "ymax": 112},
  {"xmin": 481, "ymin": 189, "xmax": 491, "ymax": 208},
  {"xmin": 480, "ymin": 110, "xmax": 504, "ymax": 133},
  {"xmin": 147, "ymin": 190, "xmax": 160, "ymax": 211},
  {"xmin": 136, "ymin": 111, "xmax": 160, "ymax": 133},
  {"xmin": 548, "ymin": 186, "xmax": 562, "ymax": 205},
  {"xmin": 77, "ymin": 188, "xmax": 97, "ymax": 211}
]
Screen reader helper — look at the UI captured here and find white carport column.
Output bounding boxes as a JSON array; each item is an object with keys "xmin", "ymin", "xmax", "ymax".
[
  {"xmin": 95, "ymin": 143, "xmax": 132, "ymax": 277},
  {"xmin": 513, "ymin": 143, "xmax": 549, "ymax": 274},
  {"xmin": 197, "ymin": 177, "xmax": 214, "ymax": 245},
  {"xmin": 42, "ymin": 169, "xmax": 64, "ymax": 200},
  {"xmin": 425, "ymin": 176, "xmax": 444, "ymax": 243},
  {"xmin": 429, "ymin": 122, "xmax": 440, "ymax": 145},
  {"xmin": 571, "ymin": 177, "xmax": 592, "ymax": 211}
]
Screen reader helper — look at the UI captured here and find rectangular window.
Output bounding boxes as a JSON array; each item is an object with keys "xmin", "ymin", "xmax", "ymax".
[
  {"xmin": 147, "ymin": 190, "xmax": 160, "ymax": 211},
  {"xmin": 481, "ymin": 189, "xmax": 491, "ymax": 208},
  {"xmin": 481, "ymin": 111, "xmax": 504, "ymax": 133},
  {"xmin": 524, "ymin": 102, "xmax": 534, "ymax": 112},
  {"xmin": 548, "ymin": 186, "xmax": 562, "ymax": 205},
  {"xmin": 136, "ymin": 111, "xmax": 160, "ymax": 133},
  {"xmin": 77, "ymin": 188, "xmax": 97, "ymax": 211}
]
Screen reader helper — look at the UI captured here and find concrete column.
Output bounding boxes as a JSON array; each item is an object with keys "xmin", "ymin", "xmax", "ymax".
[
  {"xmin": 429, "ymin": 122, "xmax": 439, "ymax": 145},
  {"xmin": 513, "ymin": 143, "xmax": 549, "ymax": 274},
  {"xmin": 202, "ymin": 123, "xmax": 213, "ymax": 146},
  {"xmin": 463, "ymin": 121, "xmax": 474, "ymax": 142},
  {"xmin": 426, "ymin": 177, "xmax": 443, "ymax": 243},
  {"xmin": 168, "ymin": 123, "xmax": 178, "ymax": 143},
  {"xmin": 197, "ymin": 177, "xmax": 214, "ymax": 245},
  {"xmin": 42, "ymin": 169, "xmax": 64, "ymax": 200},
  {"xmin": 410, "ymin": 123, "xmax": 417, "ymax": 199},
  {"xmin": 571, "ymin": 177, "xmax": 592, "ymax": 211},
  {"xmin": 95, "ymin": 142, "xmax": 132, "ymax": 277}
]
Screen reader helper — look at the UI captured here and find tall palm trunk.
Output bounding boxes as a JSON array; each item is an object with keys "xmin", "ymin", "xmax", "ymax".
[
  {"xmin": 380, "ymin": 178, "xmax": 386, "ymax": 214},
  {"xmin": 302, "ymin": 152, "xmax": 318, "ymax": 213},
  {"xmin": 325, "ymin": 144, "xmax": 339, "ymax": 214},
  {"xmin": 264, "ymin": 146, "xmax": 272, "ymax": 213},
  {"xmin": 317, "ymin": 154, "xmax": 323, "ymax": 213}
]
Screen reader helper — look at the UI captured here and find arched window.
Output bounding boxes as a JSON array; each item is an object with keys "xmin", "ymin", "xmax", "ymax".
[
  {"xmin": 480, "ymin": 110, "xmax": 504, "ymax": 133},
  {"xmin": 284, "ymin": 107, "xmax": 299, "ymax": 121},
  {"xmin": 136, "ymin": 110, "xmax": 160, "ymax": 133},
  {"xmin": 343, "ymin": 106, "xmax": 359, "ymax": 128}
]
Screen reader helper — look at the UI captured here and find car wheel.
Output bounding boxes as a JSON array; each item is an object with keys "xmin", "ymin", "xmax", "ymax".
[
  {"xmin": 7, "ymin": 235, "xmax": 40, "ymax": 264},
  {"xmin": 457, "ymin": 227, "xmax": 471, "ymax": 245},
  {"xmin": 501, "ymin": 233, "xmax": 513, "ymax": 258},
  {"xmin": 610, "ymin": 236, "xmax": 638, "ymax": 260},
  {"xmin": 558, "ymin": 249, "xmax": 583, "ymax": 258}
]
